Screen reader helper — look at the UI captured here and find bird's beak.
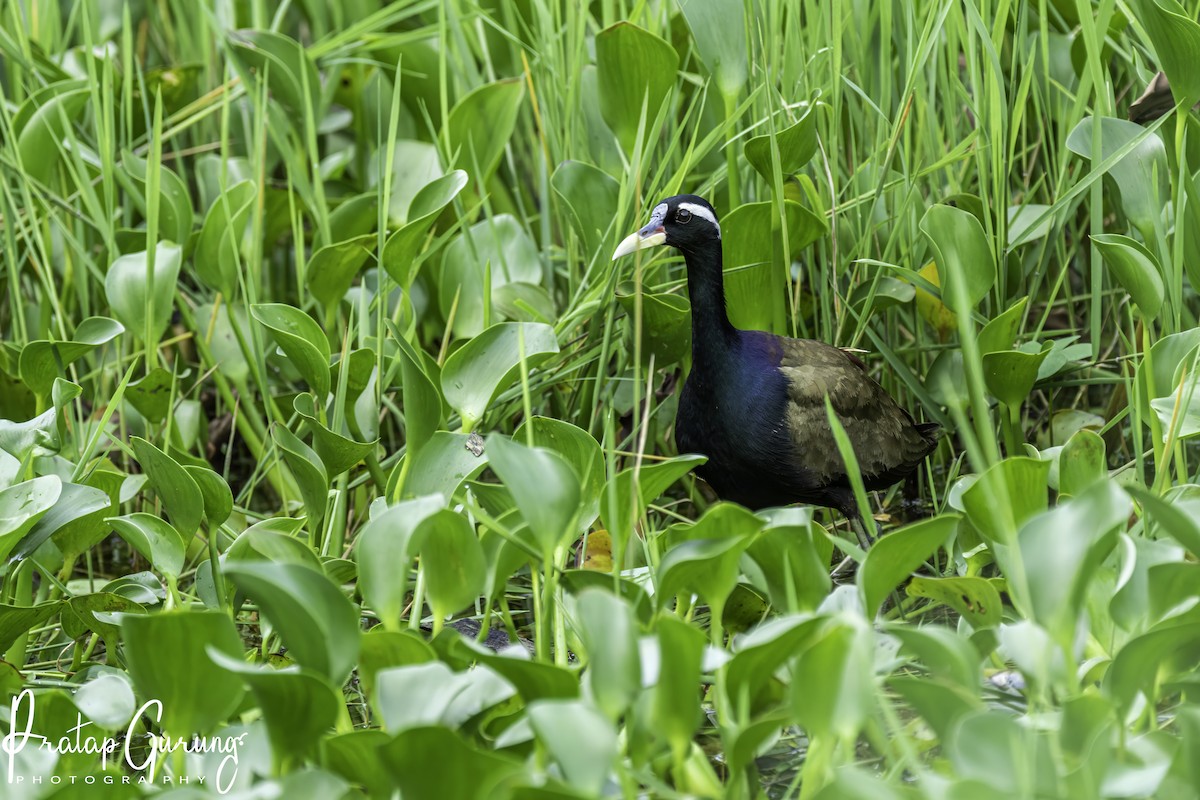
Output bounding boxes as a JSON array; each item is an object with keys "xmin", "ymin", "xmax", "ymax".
[{"xmin": 611, "ymin": 223, "xmax": 667, "ymax": 261}]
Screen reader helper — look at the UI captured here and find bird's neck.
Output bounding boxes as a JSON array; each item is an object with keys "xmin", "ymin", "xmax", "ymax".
[{"xmin": 683, "ymin": 240, "xmax": 735, "ymax": 360}]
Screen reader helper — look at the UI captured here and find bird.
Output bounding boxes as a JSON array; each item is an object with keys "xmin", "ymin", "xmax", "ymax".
[{"xmin": 612, "ymin": 194, "xmax": 939, "ymax": 547}]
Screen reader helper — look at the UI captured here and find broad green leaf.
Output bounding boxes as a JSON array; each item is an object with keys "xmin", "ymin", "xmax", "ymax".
[
  {"xmin": 227, "ymin": 29, "xmax": 320, "ymax": 119},
  {"xmin": 271, "ymin": 424, "xmax": 329, "ymax": 527},
  {"xmin": 961, "ymin": 457, "xmax": 1050, "ymax": 544},
  {"xmin": 678, "ymin": 0, "xmax": 748, "ymax": 98},
  {"xmin": 1134, "ymin": 329, "xmax": 1200, "ymax": 434},
  {"xmin": 251, "ymin": 303, "xmax": 331, "ymax": 398},
  {"xmin": 194, "ymin": 181, "xmax": 255, "ymax": 297},
  {"xmin": 293, "ymin": 393, "xmax": 377, "ymax": 476},
  {"xmin": 305, "ymin": 234, "xmax": 376, "ymax": 311},
  {"xmin": 412, "ymin": 509, "xmax": 486, "ymax": 621},
  {"xmin": 551, "ymin": 161, "xmax": 621, "ymax": 256},
  {"xmin": 323, "ymin": 730, "xmax": 395, "ymax": 799},
  {"xmin": 31, "ymin": 479, "xmax": 114, "ymax": 564},
  {"xmin": 381, "ymin": 170, "xmax": 468, "ymax": 287},
  {"xmin": 18, "ymin": 316, "xmax": 124, "ymax": 397},
  {"xmin": 906, "ymin": 576, "xmax": 1003, "ymax": 628},
  {"xmin": 61, "ymin": 591, "xmax": 145, "ymax": 650},
  {"xmin": 355, "ymin": 495, "xmax": 444, "ymax": 630},
  {"xmin": 601, "ymin": 454, "xmax": 707, "ymax": 562},
  {"xmin": 652, "ymin": 616, "xmax": 707, "ymax": 759},
  {"xmin": 946, "ymin": 711, "xmax": 1058, "ymax": 797},
  {"xmin": 595, "ymin": 22, "xmax": 678, "ymax": 152},
  {"xmin": 224, "ymin": 561, "xmax": 360, "ymax": 685},
  {"xmin": 1128, "ymin": 484, "xmax": 1200, "ymax": 558},
  {"xmin": 1066, "ymin": 116, "xmax": 1168, "ymax": 239},
  {"xmin": 73, "ymin": 673, "xmax": 137, "ymax": 731},
  {"xmin": 485, "ymin": 436, "xmax": 580, "ymax": 558},
  {"xmin": 120, "ymin": 609, "xmax": 245, "ymax": 737},
  {"xmin": 977, "ymin": 297, "xmax": 1028, "ymax": 356},
  {"xmin": 1135, "ymin": 0, "xmax": 1200, "ymax": 111},
  {"xmin": 744, "ymin": 105, "xmax": 818, "ymax": 181},
  {"xmin": 131, "ymin": 436, "xmax": 204, "ymax": 535},
  {"xmin": 17, "ymin": 85, "xmax": 89, "ymax": 185},
  {"xmin": 358, "ymin": 628, "xmax": 437, "ymax": 698},
  {"xmin": 1058, "ymin": 428, "xmax": 1107, "ymax": 496},
  {"xmin": 790, "ymin": 616, "xmax": 875, "ymax": 740},
  {"xmin": 398, "ymin": 432, "xmax": 489, "ymax": 500},
  {"xmin": 0, "ymin": 601, "xmax": 64, "ymax": 653},
  {"xmin": 108, "ymin": 513, "xmax": 189, "ymax": 579},
  {"xmin": 574, "ymin": 589, "xmax": 639, "ymax": 720},
  {"xmin": 528, "ymin": 700, "xmax": 618, "ymax": 796},
  {"xmin": 396, "ymin": 337, "xmax": 442, "ymax": 458},
  {"xmin": 982, "ymin": 347, "xmax": 1050, "ymax": 406},
  {"xmin": 919, "ymin": 205, "xmax": 995, "ymax": 314},
  {"xmin": 185, "ymin": 465, "xmax": 234, "ymax": 527},
  {"xmin": 0, "ymin": 475, "xmax": 61, "ymax": 561},
  {"xmin": 378, "ymin": 726, "xmax": 524, "ymax": 800},
  {"xmin": 196, "ymin": 301, "xmax": 251, "ymax": 385},
  {"xmin": 887, "ymin": 624, "xmax": 983, "ymax": 690},
  {"xmin": 1106, "ymin": 621, "xmax": 1200, "ymax": 720},
  {"xmin": 124, "ymin": 367, "xmax": 174, "ymax": 423},
  {"xmin": 1091, "ymin": 234, "xmax": 1165, "ymax": 318},
  {"xmin": 513, "ymin": 417, "xmax": 604, "ymax": 533},
  {"xmin": 374, "ymin": 662, "xmax": 515, "ymax": 733},
  {"xmin": 859, "ymin": 514, "xmax": 958, "ymax": 618},
  {"xmin": 656, "ymin": 537, "xmax": 748, "ymax": 622},
  {"xmin": 121, "ymin": 150, "xmax": 194, "ymax": 247},
  {"xmin": 105, "ymin": 242, "xmax": 183, "ymax": 345},
  {"xmin": 616, "ymin": 284, "xmax": 691, "ymax": 366},
  {"xmin": 439, "ymin": 215, "xmax": 543, "ymax": 338},
  {"xmin": 446, "ymin": 80, "xmax": 524, "ymax": 186},
  {"xmin": 744, "ymin": 511, "xmax": 832, "ymax": 612},
  {"xmin": 441, "ymin": 322, "xmax": 559, "ymax": 431}
]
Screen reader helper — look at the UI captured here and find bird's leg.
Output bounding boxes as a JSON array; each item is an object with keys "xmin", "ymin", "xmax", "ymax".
[{"xmin": 848, "ymin": 511, "xmax": 875, "ymax": 550}]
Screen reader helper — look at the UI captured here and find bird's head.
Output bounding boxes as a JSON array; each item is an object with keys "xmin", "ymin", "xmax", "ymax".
[{"xmin": 611, "ymin": 194, "xmax": 721, "ymax": 261}]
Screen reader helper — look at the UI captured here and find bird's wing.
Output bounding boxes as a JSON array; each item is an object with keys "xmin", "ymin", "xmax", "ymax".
[{"xmin": 775, "ymin": 338, "xmax": 935, "ymax": 484}]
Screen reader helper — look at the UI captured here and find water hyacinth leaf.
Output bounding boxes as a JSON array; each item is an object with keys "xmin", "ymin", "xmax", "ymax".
[
  {"xmin": 18, "ymin": 316, "xmax": 124, "ymax": 397},
  {"xmin": 441, "ymin": 322, "xmax": 559, "ymax": 431},
  {"xmin": 124, "ymin": 367, "xmax": 174, "ymax": 423},
  {"xmin": 293, "ymin": 393, "xmax": 377, "ymax": 476},
  {"xmin": 323, "ymin": 730, "xmax": 395, "ymax": 799},
  {"xmin": 1017, "ymin": 481, "xmax": 1131, "ymax": 642},
  {"xmin": 982, "ymin": 348, "xmax": 1050, "ymax": 406},
  {"xmin": 574, "ymin": 588, "xmax": 640, "ymax": 720},
  {"xmin": 485, "ymin": 436, "xmax": 580, "ymax": 558},
  {"xmin": 961, "ymin": 456, "xmax": 1051, "ymax": 544},
  {"xmin": 73, "ymin": 673, "xmax": 137, "ymax": 731},
  {"xmin": 977, "ymin": 297, "xmax": 1028, "ymax": 356},
  {"xmin": 601, "ymin": 454, "xmax": 707, "ymax": 557},
  {"xmin": 439, "ymin": 215, "xmax": 542, "ymax": 338},
  {"xmin": 551, "ymin": 161, "xmax": 621, "ymax": 256},
  {"xmin": 270, "ymin": 424, "xmax": 329, "ymax": 526},
  {"xmin": 652, "ymin": 616, "xmax": 707, "ymax": 758},
  {"xmin": 1133, "ymin": 329, "xmax": 1200, "ymax": 431},
  {"xmin": 1105, "ymin": 621, "xmax": 1200, "ymax": 720},
  {"xmin": 1066, "ymin": 116, "xmax": 1168, "ymax": 239},
  {"xmin": 131, "ymin": 436, "xmax": 204, "ymax": 535},
  {"xmin": 0, "ymin": 602, "xmax": 64, "ymax": 654},
  {"xmin": 379, "ymin": 726, "xmax": 525, "ymax": 800},
  {"xmin": 469, "ymin": 648, "xmax": 579, "ymax": 703},
  {"xmin": 184, "ymin": 465, "xmax": 234, "ymax": 526},
  {"xmin": 1090, "ymin": 234, "xmax": 1164, "ymax": 318},
  {"xmin": 946, "ymin": 711, "xmax": 1057, "ymax": 797},
  {"xmin": 105, "ymin": 242, "xmax": 183, "ymax": 344},
  {"xmin": 0, "ymin": 475, "xmax": 61, "ymax": 561},
  {"xmin": 250, "ymin": 303, "xmax": 331, "ymax": 399},
  {"xmin": 616, "ymin": 284, "xmax": 691, "ymax": 366},
  {"xmin": 224, "ymin": 561, "xmax": 361, "ymax": 685},
  {"xmin": 1150, "ymin": 365, "xmax": 1200, "ymax": 439},
  {"xmin": 17, "ymin": 85, "xmax": 89, "ymax": 185},
  {"xmin": 395, "ymin": 337, "xmax": 442, "ymax": 458},
  {"xmin": 327, "ymin": 193, "xmax": 377, "ymax": 240},
  {"xmin": 849, "ymin": 276, "xmax": 915, "ymax": 318},
  {"xmin": 678, "ymin": 0, "xmax": 748, "ymax": 99},
  {"xmin": 375, "ymin": 662, "xmax": 516, "ymax": 733},
  {"xmin": 790, "ymin": 616, "xmax": 875, "ymax": 740},
  {"xmin": 27, "ymin": 479, "xmax": 113, "ymax": 564},
  {"xmin": 207, "ymin": 650, "xmax": 341, "ymax": 764},
  {"xmin": 887, "ymin": 624, "xmax": 982, "ymax": 690},
  {"xmin": 195, "ymin": 180, "xmax": 256, "ymax": 297},
  {"xmin": 514, "ymin": 417, "xmax": 604, "ymax": 532},
  {"xmin": 919, "ymin": 205, "xmax": 995, "ymax": 314},
  {"xmin": 120, "ymin": 150, "xmax": 194, "ymax": 246},
  {"xmin": 906, "ymin": 576, "xmax": 1003, "ymax": 628},
  {"xmin": 412, "ymin": 509, "xmax": 486, "ymax": 621},
  {"xmin": 1058, "ymin": 428, "xmax": 1107, "ymax": 497},
  {"xmin": 744, "ymin": 105, "xmax": 818, "ymax": 181},
  {"xmin": 446, "ymin": 79, "xmax": 524, "ymax": 186},
  {"xmin": 355, "ymin": 494, "xmax": 444, "ymax": 630},
  {"xmin": 656, "ymin": 537, "xmax": 747, "ymax": 619},
  {"xmin": 859, "ymin": 514, "xmax": 958, "ymax": 618},
  {"xmin": 1130, "ymin": 484, "xmax": 1200, "ymax": 557},
  {"xmin": 595, "ymin": 22, "xmax": 678, "ymax": 153},
  {"xmin": 381, "ymin": 170, "xmax": 468, "ymax": 287},
  {"xmin": 305, "ymin": 234, "xmax": 376, "ymax": 311},
  {"xmin": 120, "ymin": 609, "xmax": 245, "ymax": 737},
  {"xmin": 108, "ymin": 513, "xmax": 189, "ymax": 578},
  {"xmin": 745, "ymin": 512, "xmax": 832, "ymax": 612},
  {"xmin": 1007, "ymin": 203, "xmax": 1054, "ymax": 246},
  {"xmin": 227, "ymin": 29, "xmax": 320, "ymax": 120},
  {"xmin": 196, "ymin": 301, "xmax": 251, "ymax": 385},
  {"xmin": 527, "ymin": 700, "xmax": 618, "ymax": 796},
  {"xmin": 1135, "ymin": 0, "xmax": 1200, "ymax": 112}
]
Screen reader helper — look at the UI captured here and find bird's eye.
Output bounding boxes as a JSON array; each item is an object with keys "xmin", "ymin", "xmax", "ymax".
[{"xmin": 676, "ymin": 208, "xmax": 691, "ymax": 224}]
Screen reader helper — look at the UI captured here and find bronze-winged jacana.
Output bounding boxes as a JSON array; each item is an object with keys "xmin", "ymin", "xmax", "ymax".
[{"xmin": 612, "ymin": 195, "xmax": 939, "ymax": 546}]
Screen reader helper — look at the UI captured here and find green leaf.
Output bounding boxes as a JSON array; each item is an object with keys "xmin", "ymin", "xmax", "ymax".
[
  {"xmin": 446, "ymin": 79, "xmax": 524, "ymax": 186},
  {"xmin": 18, "ymin": 316, "xmax": 124, "ymax": 398},
  {"xmin": 1066, "ymin": 116, "xmax": 1168, "ymax": 239},
  {"xmin": 678, "ymin": 0, "xmax": 749, "ymax": 98},
  {"xmin": 380, "ymin": 170, "xmax": 468, "ymax": 287},
  {"xmin": 859, "ymin": 514, "xmax": 958, "ymax": 618},
  {"xmin": 355, "ymin": 495, "xmax": 444, "ymax": 630},
  {"xmin": 616, "ymin": 284, "xmax": 691, "ymax": 366},
  {"xmin": 374, "ymin": 662, "xmax": 515, "ymax": 733},
  {"xmin": 108, "ymin": 513, "xmax": 189, "ymax": 579},
  {"xmin": 441, "ymin": 322, "xmax": 559, "ymax": 431},
  {"xmin": 0, "ymin": 601, "xmax": 64, "ymax": 653},
  {"xmin": 961, "ymin": 457, "xmax": 1051, "ymax": 544},
  {"xmin": 227, "ymin": 29, "xmax": 320, "ymax": 120},
  {"xmin": 551, "ymin": 161, "xmax": 621, "ymax": 257},
  {"xmin": 919, "ymin": 205, "xmax": 995, "ymax": 314},
  {"xmin": 412, "ymin": 509, "xmax": 486, "ymax": 621},
  {"xmin": 657, "ymin": 537, "xmax": 748, "ymax": 620},
  {"xmin": 1134, "ymin": 0, "xmax": 1200, "ymax": 111},
  {"xmin": 195, "ymin": 180, "xmax": 255, "ymax": 297},
  {"xmin": 224, "ymin": 561, "xmax": 360, "ymax": 685},
  {"xmin": 485, "ymin": 436, "xmax": 580, "ymax": 558},
  {"xmin": 1105, "ymin": 621, "xmax": 1200, "ymax": 721},
  {"xmin": 439, "ymin": 215, "xmax": 543, "ymax": 338},
  {"xmin": 120, "ymin": 609, "xmax": 245, "ymax": 737},
  {"xmin": 121, "ymin": 150, "xmax": 194, "ymax": 248},
  {"xmin": 399, "ymin": 432, "xmax": 490, "ymax": 500},
  {"xmin": 305, "ymin": 234, "xmax": 376, "ymax": 311},
  {"xmin": 0, "ymin": 476, "xmax": 61, "ymax": 561},
  {"xmin": 251, "ymin": 303, "xmax": 331, "ymax": 399},
  {"xmin": 105, "ymin": 242, "xmax": 183, "ymax": 345},
  {"xmin": 652, "ymin": 616, "xmax": 707, "ymax": 759},
  {"xmin": 744, "ymin": 105, "xmax": 818, "ymax": 181},
  {"xmin": 131, "ymin": 436, "xmax": 204, "ymax": 535},
  {"xmin": 906, "ymin": 576, "xmax": 1003, "ymax": 628},
  {"xmin": 595, "ymin": 22, "xmax": 678, "ymax": 152},
  {"xmin": 744, "ymin": 510, "xmax": 832, "ymax": 613},
  {"xmin": 124, "ymin": 367, "xmax": 174, "ymax": 423},
  {"xmin": 293, "ymin": 393, "xmax": 377, "ymax": 476},
  {"xmin": 1058, "ymin": 428, "xmax": 1107, "ymax": 497},
  {"xmin": 977, "ymin": 297, "xmax": 1028, "ymax": 356},
  {"xmin": 271, "ymin": 424, "xmax": 329, "ymax": 527},
  {"xmin": 601, "ymin": 454, "xmax": 707, "ymax": 560},
  {"xmin": 396, "ymin": 337, "xmax": 442, "ymax": 458},
  {"xmin": 982, "ymin": 348, "xmax": 1050, "ymax": 406},
  {"xmin": 17, "ymin": 85, "xmax": 89, "ymax": 185},
  {"xmin": 1091, "ymin": 234, "xmax": 1165, "ymax": 318},
  {"xmin": 528, "ymin": 699, "xmax": 618, "ymax": 795},
  {"xmin": 378, "ymin": 726, "xmax": 524, "ymax": 800},
  {"xmin": 1130, "ymin": 483, "xmax": 1200, "ymax": 558},
  {"xmin": 513, "ymin": 417, "xmax": 604, "ymax": 534},
  {"xmin": 790, "ymin": 616, "xmax": 875, "ymax": 740},
  {"xmin": 574, "ymin": 588, "xmax": 639, "ymax": 720}
]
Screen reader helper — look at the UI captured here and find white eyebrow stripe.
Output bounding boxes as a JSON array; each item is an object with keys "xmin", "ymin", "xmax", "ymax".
[{"xmin": 678, "ymin": 202, "xmax": 720, "ymax": 236}]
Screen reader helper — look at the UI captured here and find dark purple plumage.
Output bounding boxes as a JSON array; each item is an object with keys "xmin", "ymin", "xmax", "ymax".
[{"xmin": 614, "ymin": 195, "xmax": 939, "ymax": 543}]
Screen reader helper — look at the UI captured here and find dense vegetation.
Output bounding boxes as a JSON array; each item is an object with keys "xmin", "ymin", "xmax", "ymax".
[{"xmin": 3, "ymin": 0, "xmax": 1200, "ymax": 797}]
